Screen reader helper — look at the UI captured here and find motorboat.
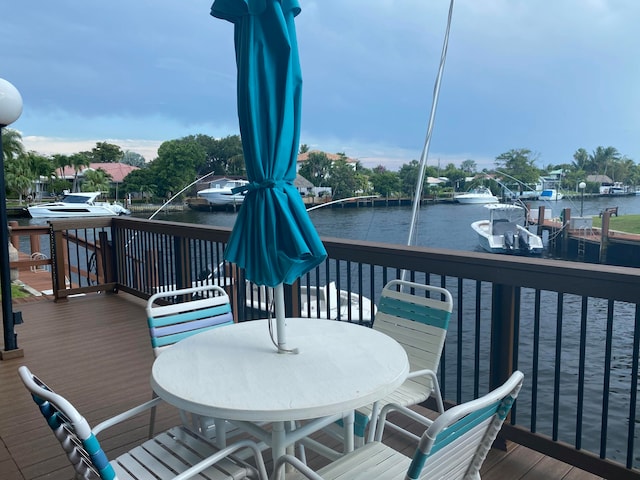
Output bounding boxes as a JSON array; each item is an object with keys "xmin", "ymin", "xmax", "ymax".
[
  {"xmin": 539, "ymin": 189, "xmax": 563, "ymax": 201},
  {"xmin": 471, "ymin": 203, "xmax": 543, "ymax": 255},
  {"xmin": 196, "ymin": 179, "xmax": 249, "ymax": 206},
  {"xmin": 600, "ymin": 182, "xmax": 631, "ymax": 196},
  {"xmin": 155, "ymin": 266, "xmax": 376, "ymax": 324},
  {"xmin": 454, "ymin": 186, "xmax": 499, "ymax": 204},
  {"xmin": 27, "ymin": 192, "xmax": 130, "ymax": 218},
  {"xmin": 245, "ymin": 281, "xmax": 377, "ymax": 324}
]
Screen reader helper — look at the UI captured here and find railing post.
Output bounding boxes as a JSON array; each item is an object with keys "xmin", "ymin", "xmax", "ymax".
[
  {"xmin": 600, "ymin": 211, "xmax": 611, "ymax": 263},
  {"xmin": 561, "ymin": 207, "xmax": 571, "ymax": 257},
  {"xmin": 490, "ymin": 283, "xmax": 516, "ymax": 388},
  {"xmin": 174, "ymin": 236, "xmax": 192, "ymax": 291},
  {"xmin": 490, "ymin": 283, "xmax": 517, "ymax": 450},
  {"xmin": 51, "ymin": 227, "xmax": 69, "ymax": 302}
]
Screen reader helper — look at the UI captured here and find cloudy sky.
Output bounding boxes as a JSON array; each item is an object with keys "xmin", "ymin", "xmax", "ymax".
[{"xmin": 2, "ymin": 0, "xmax": 638, "ymax": 171}]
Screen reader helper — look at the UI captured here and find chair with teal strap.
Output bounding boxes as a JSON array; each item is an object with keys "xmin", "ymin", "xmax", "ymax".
[
  {"xmin": 18, "ymin": 365, "xmax": 268, "ymax": 480},
  {"xmin": 146, "ymin": 284, "xmax": 234, "ymax": 440},
  {"xmin": 359, "ymin": 279, "xmax": 453, "ymax": 444},
  {"xmin": 272, "ymin": 371, "xmax": 524, "ymax": 480}
]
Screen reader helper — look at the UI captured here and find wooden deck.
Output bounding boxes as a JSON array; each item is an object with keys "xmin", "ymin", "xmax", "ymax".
[{"xmin": 0, "ymin": 293, "xmax": 604, "ymax": 479}]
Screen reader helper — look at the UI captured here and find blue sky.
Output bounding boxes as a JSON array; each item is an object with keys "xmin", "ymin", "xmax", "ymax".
[{"xmin": 2, "ymin": 0, "xmax": 638, "ymax": 171}]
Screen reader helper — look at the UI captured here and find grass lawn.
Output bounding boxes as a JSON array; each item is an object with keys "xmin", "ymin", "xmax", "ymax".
[
  {"xmin": 592, "ymin": 214, "xmax": 640, "ymax": 234},
  {"xmin": 0, "ymin": 284, "xmax": 32, "ymax": 299}
]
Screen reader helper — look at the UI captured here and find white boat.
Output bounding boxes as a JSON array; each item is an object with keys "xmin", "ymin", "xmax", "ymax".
[
  {"xmin": 156, "ymin": 272, "xmax": 376, "ymax": 324},
  {"xmin": 539, "ymin": 189, "xmax": 563, "ymax": 201},
  {"xmin": 471, "ymin": 204, "xmax": 543, "ymax": 255},
  {"xmin": 27, "ymin": 192, "xmax": 130, "ymax": 218},
  {"xmin": 599, "ymin": 182, "xmax": 630, "ymax": 196},
  {"xmin": 245, "ymin": 281, "xmax": 377, "ymax": 323},
  {"xmin": 196, "ymin": 179, "xmax": 249, "ymax": 206},
  {"xmin": 454, "ymin": 186, "xmax": 499, "ymax": 204}
]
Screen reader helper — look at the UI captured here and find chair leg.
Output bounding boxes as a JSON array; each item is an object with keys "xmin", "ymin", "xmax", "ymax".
[
  {"xmin": 429, "ymin": 372, "xmax": 445, "ymax": 413},
  {"xmin": 366, "ymin": 402, "xmax": 381, "ymax": 444},
  {"xmin": 148, "ymin": 391, "xmax": 158, "ymax": 439}
]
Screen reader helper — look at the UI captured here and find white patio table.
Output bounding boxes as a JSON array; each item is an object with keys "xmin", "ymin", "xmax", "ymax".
[{"xmin": 150, "ymin": 317, "xmax": 409, "ymax": 477}]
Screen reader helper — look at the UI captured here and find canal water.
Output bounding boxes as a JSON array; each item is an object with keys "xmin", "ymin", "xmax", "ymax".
[{"xmin": 138, "ymin": 194, "xmax": 640, "ymax": 255}]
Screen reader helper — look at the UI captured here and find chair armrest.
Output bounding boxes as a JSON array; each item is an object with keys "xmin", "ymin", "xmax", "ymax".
[
  {"xmin": 406, "ymin": 368, "xmax": 436, "ymax": 379},
  {"xmin": 175, "ymin": 439, "xmax": 268, "ymax": 480},
  {"xmin": 272, "ymin": 454, "xmax": 324, "ymax": 480},
  {"xmin": 374, "ymin": 402, "xmax": 434, "ymax": 442},
  {"xmin": 92, "ymin": 396, "xmax": 163, "ymax": 435},
  {"xmin": 405, "ymin": 369, "xmax": 444, "ymax": 413}
]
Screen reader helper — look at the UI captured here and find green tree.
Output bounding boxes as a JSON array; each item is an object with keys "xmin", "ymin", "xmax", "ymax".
[
  {"xmin": 185, "ymin": 134, "xmax": 243, "ymax": 176},
  {"xmin": 398, "ymin": 160, "xmax": 420, "ymax": 198},
  {"xmin": 1, "ymin": 128, "xmax": 24, "ymax": 161},
  {"xmin": 27, "ymin": 152, "xmax": 56, "ymax": 180},
  {"xmin": 299, "ymin": 144, "xmax": 309, "ymax": 154},
  {"xmin": 52, "ymin": 153, "xmax": 71, "ymax": 178},
  {"xmin": 82, "ymin": 168, "xmax": 112, "ymax": 193},
  {"xmin": 370, "ymin": 170, "xmax": 400, "ymax": 197},
  {"xmin": 149, "ymin": 138, "xmax": 206, "ymax": 198},
  {"xmin": 69, "ymin": 152, "xmax": 91, "ymax": 192},
  {"xmin": 495, "ymin": 148, "xmax": 541, "ymax": 185},
  {"xmin": 441, "ymin": 163, "xmax": 464, "ymax": 188},
  {"xmin": 24, "ymin": 152, "xmax": 56, "ymax": 197},
  {"xmin": 122, "ymin": 151, "xmax": 147, "ymax": 168},
  {"xmin": 121, "ymin": 168, "xmax": 157, "ymax": 200},
  {"xmin": 298, "ymin": 151, "xmax": 331, "ymax": 187},
  {"xmin": 91, "ymin": 142, "xmax": 124, "ymax": 163},
  {"xmin": 572, "ymin": 148, "xmax": 589, "ymax": 171},
  {"xmin": 5, "ymin": 154, "xmax": 32, "ymax": 200},
  {"xmin": 589, "ymin": 146, "xmax": 621, "ymax": 178},
  {"xmin": 460, "ymin": 159, "xmax": 477, "ymax": 175},
  {"xmin": 327, "ymin": 159, "xmax": 357, "ymax": 199}
]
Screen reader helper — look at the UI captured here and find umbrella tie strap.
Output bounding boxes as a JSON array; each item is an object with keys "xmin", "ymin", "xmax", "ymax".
[{"xmin": 231, "ymin": 179, "xmax": 291, "ymax": 194}]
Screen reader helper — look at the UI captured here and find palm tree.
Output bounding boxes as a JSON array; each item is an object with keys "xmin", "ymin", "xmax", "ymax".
[
  {"xmin": 572, "ymin": 148, "xmax": 589, "ymax": 171},
  {"xmin": 5, "ymin": 155, "xmax": 32, "ymax": 201},
  {"xmin": 81, "ymin": 168, "xmax": 111, "ymax": 194},
  {"xmin": 68, "ymin": 153, "xmax": 91, "ymax": 192},
  {"xmin": 1, "ymin": 128, "xmax": 25, "ymax": 161},
  {"xmin": 589, "ymin": 146, "xmax": 620, "ymax": 177}
]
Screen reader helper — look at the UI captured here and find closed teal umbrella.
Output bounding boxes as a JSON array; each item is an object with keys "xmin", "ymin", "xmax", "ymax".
[{"xmin": 211, "ymin": 0, "xmax": 326, "ymax": 351}]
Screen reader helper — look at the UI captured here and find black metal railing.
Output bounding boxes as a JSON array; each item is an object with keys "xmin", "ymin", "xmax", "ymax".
[{"xmin": 47, "ymin": 217, "xmax": 640, "ymax": 478}]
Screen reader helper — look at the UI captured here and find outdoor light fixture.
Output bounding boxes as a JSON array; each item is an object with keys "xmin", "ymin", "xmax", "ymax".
[
  {"xmin": 0, "ymin": 78, "xmax": 24, "ymax": 359},
  {"xmin": 579, "ymin": 181, "xmax": 586, "ymax": 217}
]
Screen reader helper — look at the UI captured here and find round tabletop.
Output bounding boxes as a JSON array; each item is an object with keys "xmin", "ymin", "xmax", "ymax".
[{"xmin": 151, "ymin": 318, "xmax": 409, "ymax": 422}]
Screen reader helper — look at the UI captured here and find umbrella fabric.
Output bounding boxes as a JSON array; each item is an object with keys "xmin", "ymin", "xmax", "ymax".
[{"xmin": 211, "ymin": 0, "xmax": 326, "ymax": 288}]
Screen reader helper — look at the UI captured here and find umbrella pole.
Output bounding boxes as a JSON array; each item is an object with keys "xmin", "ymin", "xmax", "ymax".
[{"xmin": 274, "ymin": 284, "xmax": 297, "ymax": 354}]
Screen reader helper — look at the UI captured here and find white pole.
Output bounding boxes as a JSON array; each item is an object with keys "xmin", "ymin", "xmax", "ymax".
[{"xmin": 274, "ymin": 283, "xmax": 287, "ymax": 352}]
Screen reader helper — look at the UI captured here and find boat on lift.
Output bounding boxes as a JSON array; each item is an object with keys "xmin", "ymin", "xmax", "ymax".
[
  {"xmin": 196, "ymin": 179, "xmax": 249, "ymax": 207},
  {"xmin": 471, "ymin": 203, "xmax": 543, "ymax": 255}
]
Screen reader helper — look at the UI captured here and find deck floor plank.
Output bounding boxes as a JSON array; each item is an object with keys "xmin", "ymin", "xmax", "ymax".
[{"xmin": 1, "ymin": 292, "xmax": 603, "ymax": 479}]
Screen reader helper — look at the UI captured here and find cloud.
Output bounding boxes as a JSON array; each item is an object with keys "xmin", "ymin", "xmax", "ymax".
[{"xmin": 3, "ymin": 0, "xmax": 639, "ymax": 175}]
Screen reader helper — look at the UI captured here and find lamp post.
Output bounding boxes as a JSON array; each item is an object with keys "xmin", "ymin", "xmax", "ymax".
[
  {"xmin": 0, "ymin": 78, "xmax": 24, "ymax": 358},
  {"xmin": 579, "ymin": 181, "xmax": 586, "ymax": 217}
]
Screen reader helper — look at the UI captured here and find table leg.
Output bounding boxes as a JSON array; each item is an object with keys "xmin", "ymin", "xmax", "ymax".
[
  {"xmin": 342, "ymin": 411, "xmax": 354, "ymax": 453},
  {"xmin": 272, "ymin": 421, "xmax": 287, "ymax": 480}
]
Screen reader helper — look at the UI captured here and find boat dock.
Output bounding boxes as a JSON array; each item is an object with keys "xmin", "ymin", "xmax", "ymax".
[{"xmin": 531, "ymin": 205, "xmax": 640, "ymax": 266}]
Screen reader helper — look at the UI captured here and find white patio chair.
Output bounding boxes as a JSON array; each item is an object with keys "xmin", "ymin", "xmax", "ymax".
[
  {"xmin": 357, "ymin": 279, "xmax": 453, "ymax": 445},
  {"xmin": 146, "ymin": 284, "xmax": 234, "ymax": 440},
  {"xmin": 273, "ymin": 371, "xmax": 524, "ymax": 480},
  {"xmin": 18, "ymin": 365, "xmax": 268, "ymax": 480},
  {"xmin": 308, "ymin": 279, "xmax": 452, "ymax": 459}
]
